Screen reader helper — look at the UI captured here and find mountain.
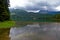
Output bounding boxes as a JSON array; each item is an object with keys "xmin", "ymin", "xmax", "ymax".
[
  {"xmin": 38, "ymin": 9, "xmax": 60, "ymax": 14},
  {"xmin": 14, "ymin": 9, "xmax": 28, "ymax": 15},
  {"xmin": 10, "ymin": 8, "xmax": 60, "ymax": 14},
  {"xmin": 39, "ymin": 10, "xmax": 48, "ymax": 14},
  {"xmin": 10, "ymin": 8, "xmax": 60, "ymax": 22},
  {"xmin": 48, "ymin": 11, "xmax": 60, "ymax": 14}
]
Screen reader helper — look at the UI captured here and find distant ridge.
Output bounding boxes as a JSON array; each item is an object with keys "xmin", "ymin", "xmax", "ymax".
[
  {"xmin": 10, "ymin": 8, "xmax": 60, "ymax": 14},
  {"xmin": 38, "ymin": 10, "xmax": 48, "ymax": 14},
  {"xmin": 48, "ymin": 11, "xmax": 60, "ymax": 14}
]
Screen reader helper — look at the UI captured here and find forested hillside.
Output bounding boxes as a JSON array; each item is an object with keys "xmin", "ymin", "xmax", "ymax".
[{"xmin": 10, "ymin": 9, "xmax": 60, "ymax": 22}]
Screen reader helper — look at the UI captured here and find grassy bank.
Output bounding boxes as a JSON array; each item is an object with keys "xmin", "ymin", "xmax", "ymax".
[{"xmin": 0, "ymin": 21, "xmax": 15, "ymax": 28}]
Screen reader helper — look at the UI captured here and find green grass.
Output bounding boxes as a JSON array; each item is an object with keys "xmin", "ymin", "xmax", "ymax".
[{"xmin": 0, "ymin": 21, "xmax": 15, "ymax": 28}]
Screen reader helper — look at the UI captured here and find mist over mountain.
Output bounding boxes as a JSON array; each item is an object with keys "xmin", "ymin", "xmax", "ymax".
[{"xmin": 9, "ymin": 8, "xmax": 60, "ymax": 14}]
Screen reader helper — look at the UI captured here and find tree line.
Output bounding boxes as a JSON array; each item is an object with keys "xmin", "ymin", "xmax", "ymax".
[{"xmin": 0, "ymin": 0, "xmax": 10, "ymax": 22}]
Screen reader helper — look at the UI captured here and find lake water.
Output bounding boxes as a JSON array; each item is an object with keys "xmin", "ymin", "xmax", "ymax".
[{"xmin": 9, "ymin": 23, "xmax": 60, "ymax": 40}]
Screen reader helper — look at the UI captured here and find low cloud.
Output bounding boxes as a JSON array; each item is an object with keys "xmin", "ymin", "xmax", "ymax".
[
  {"xmin": 10, "ymin": 0, "xmax": 60, "ymax": 11},
  {"xmin": 24, "ymin": 0, "xmax": 60, "ymax": 11}
]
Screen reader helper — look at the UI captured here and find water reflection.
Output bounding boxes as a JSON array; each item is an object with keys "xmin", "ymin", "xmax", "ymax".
[{"xmin": 9, "ymin": 23, "xmax": 60, "ymax": 40}]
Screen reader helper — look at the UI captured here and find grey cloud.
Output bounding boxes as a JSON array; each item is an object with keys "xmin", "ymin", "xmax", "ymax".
[
  {"xmin": 14, "ymin": 0, "xmax": 60, "ymax": 11},
  {"xmin": 25, "ymin": 1, "xmax": 48, "ymax": 10}
]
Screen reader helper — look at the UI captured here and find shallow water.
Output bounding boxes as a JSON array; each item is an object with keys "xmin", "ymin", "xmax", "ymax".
[{"xmin": 9, "ymin": 23, "xmax": 60, "ymax": 40}]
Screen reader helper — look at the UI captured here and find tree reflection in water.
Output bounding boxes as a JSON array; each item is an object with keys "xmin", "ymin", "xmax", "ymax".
[{"xmin": 9, "ymin": 23, "xmax": 60, "ymax": 40}]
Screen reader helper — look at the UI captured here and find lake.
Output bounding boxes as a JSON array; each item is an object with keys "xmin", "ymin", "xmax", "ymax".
[{"xmin": 9, "ymin": 22, "xmax": 60, "ymax": 40}]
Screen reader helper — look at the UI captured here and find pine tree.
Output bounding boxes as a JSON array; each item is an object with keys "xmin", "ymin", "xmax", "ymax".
[{"xmin": 0, "ymin": 0, "xmax": 10, "ymax": 22}]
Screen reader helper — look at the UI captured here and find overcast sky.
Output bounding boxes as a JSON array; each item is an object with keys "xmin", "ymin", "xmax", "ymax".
[{"xmin": 10, "ymin": 0, "xmax": 60, "ymax": 11}]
